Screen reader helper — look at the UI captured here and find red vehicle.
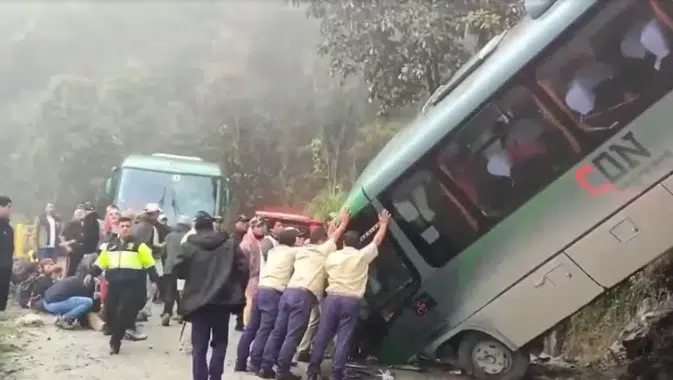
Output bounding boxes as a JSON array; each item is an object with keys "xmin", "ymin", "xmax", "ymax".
[{"xmin": 254, "ymin": 210, "xmax": 323, "ymax": 238}]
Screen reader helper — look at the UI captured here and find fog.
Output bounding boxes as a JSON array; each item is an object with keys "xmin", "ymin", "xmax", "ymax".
[{"xmin": 0, "ymin": 1, "xmax": 377, "ymax": 219}]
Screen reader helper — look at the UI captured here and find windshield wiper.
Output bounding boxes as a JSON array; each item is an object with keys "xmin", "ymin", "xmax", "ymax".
[
  {"xmin": 421, "ymin": 29, "xmax": 510, "ymax": 114},
  {"xmin": 157, "ymin": 186, "xmax": 167, "ymax": 210}
]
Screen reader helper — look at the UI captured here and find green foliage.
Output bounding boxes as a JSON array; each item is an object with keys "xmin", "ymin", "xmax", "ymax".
[
  {"xmin": 0, "ymin": 2, "xmax": 393, "ymax": 218},
  {"xmin": 305, "ymin": 185, "xmax": 346, "ymax": 221},
  {"xmin": 292, "ymin": 0, "xmax": 523, "ymax": 112}
]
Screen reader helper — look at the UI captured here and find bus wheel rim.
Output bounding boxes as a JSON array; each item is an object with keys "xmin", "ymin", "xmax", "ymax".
[{"xmin": 472, "ymin": 340, "xmax": 511, "ymax": 374}]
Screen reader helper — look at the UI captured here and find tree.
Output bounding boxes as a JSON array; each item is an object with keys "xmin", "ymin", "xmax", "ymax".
[{"xmin": 293, "ymin": 0, "xmax": 523, "ymax": 112}]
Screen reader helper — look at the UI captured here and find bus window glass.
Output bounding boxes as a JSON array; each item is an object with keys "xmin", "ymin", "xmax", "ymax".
[
  {"xmin": 438, "ymin": 86, "xmax": 578, "ymax": 220},
  {"xmin": 536, "ymin": 0, "xmax": 673, "ymax": 139},
  {"xmin": 381, "ymin": 169, "xmax": 478, "ymax": 267}
]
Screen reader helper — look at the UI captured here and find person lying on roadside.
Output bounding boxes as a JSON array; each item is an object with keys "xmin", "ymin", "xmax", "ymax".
[
  {"xmin": 28, "ymin": 264, "xmax": 62, "ymax": 310},
  {"xmin": 42, "ymin": 271, "xmax": 96, "ymax": 330}
]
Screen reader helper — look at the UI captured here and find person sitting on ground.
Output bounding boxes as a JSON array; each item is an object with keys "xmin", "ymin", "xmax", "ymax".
[
  {"xmin": 28, "ymin": 264, "xmax": 63, "ymax": 311},
  {"xmin": 42, "ymin": 267, "xmax": 96, "ymax": 329},
  {"xmin": 16, "ymin": 259, "xmax": 53, "ymax": 309}
]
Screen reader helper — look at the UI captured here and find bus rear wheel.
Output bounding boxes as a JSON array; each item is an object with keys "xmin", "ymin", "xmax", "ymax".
[{"xmin": 457, "ymin": 332, "xmax": 530, "ymax": 380}]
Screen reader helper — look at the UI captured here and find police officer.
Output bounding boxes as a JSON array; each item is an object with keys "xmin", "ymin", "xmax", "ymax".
[{"xmin": 87, "ymin": 215, "xmax": 159, "ymax": 354}]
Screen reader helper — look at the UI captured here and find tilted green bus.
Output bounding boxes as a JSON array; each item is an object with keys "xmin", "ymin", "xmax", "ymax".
[
  {"xmin": 345, "ymin": 0, "xmax": 673, "ymax": 378},
  {"xmin": 101, "ymin": 153, "xmax": 229, "ymax": 226}
]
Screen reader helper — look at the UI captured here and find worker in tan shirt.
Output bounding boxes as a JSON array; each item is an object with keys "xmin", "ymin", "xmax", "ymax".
[
  {"xmin": 307, "ymin": 210, "xmax": 391, "ymax": 380},
  {"xmin": 235, "ymin": 227, "xmax": 299, "ymax": 375},
  {"xmin": 260, "ymin": 209, "xmax": 350, "ymax": 380}
]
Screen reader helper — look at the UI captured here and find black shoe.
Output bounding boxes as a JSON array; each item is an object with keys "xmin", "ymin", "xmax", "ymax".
[
  {"xmin": 258, "ymin": 368, "xmax": 276, "ymax": 379},
  {"xmin": 234, "ymin": 322, "xmax": 245, "ymax": 332},
  {"xmin": 109, "ymin": 341, "xmax": 121, "ymax": 355},
  {"xmin": 102, "ymin": 324, "xmax": 111, "ymax": 336},
  {"xmin": 295, "ymin": 350, "xmax": 310, "ymax": 363},
  {"xmin": 160, "ymin": 313, "xmax": 170, "ymax": 327},
  {"xmin": 275, "ymin": 372, "xmax": 301, "ymax": 380},
  {"xmin": 233, "ymin": 360, "xmax": 247, "ymax": 372},
  {"xmin": 247, "ymin": 364, "xmax": 260, "ymax": 374}
]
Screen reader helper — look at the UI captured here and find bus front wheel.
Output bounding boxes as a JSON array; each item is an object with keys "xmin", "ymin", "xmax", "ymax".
[{"xmin": 457, "ymin": 332, "xmax": 530, "ymax": 380}]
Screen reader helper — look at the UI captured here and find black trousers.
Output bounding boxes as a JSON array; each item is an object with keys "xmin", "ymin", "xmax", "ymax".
[
  {"xmin": 0, "ymin": 267, "xmax": 11, "ymax": 311},
  {"xmin": 105, "ymin": 279, "xmax": 145, "ymax": 346},
  {"xmin": 162, "ymin": 272, "xmax": 181, "ymax": 316},
  {"xmin": 67, "ymin": 253, "xmax": 84, "ymax": 278}
]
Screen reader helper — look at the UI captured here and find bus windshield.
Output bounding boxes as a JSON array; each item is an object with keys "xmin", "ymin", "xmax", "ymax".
[{"xmin": 116, "ymin": 168, "xmax": 219, "ymax": 225}]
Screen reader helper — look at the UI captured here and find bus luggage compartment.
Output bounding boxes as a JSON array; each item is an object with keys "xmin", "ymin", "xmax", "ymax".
[
  {"xmin": 565, "ymin": 183, "xmax": 673, "ymax": 288},
  {"xmin": 469, "ymin": 252, "xmax": 603, "ymax": 348}
]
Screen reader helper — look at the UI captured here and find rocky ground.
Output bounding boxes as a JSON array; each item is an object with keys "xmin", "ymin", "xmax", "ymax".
[
  {"xmin": 0, "ymin": 304, "xmax": 471, "ymax": 380},
  {"xmin": 1, "ymin": 300, "xmax": 671, "ymax": 380}
]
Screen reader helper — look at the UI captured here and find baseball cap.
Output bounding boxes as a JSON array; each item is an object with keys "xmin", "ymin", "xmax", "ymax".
[
  {"xmin": 234, "ymin": 214, "xmax": 250, "ymax": 223},
  {"xmin": 144, "ymin": 203, "xmax": 161, "ymax": 213},
  {"xmin": 0, "ymin": 196, "xmax": 11, "ymax": 207},
  {"xmin": 82, "ymin": 201, "xmax": 95, "ymax": 211}
]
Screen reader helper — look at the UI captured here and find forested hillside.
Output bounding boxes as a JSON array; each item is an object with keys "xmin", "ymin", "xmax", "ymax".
[{"xmin": 0, "ymin": 1, "xmax": 519, "ymax": 218}]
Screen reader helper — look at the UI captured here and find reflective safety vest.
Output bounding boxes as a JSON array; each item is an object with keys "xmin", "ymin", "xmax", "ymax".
[{"xmin": 96, "ymin": 238, "xmax": 156, "ymax": 272}]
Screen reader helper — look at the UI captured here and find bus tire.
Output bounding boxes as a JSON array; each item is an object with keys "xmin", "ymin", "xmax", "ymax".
[{"xmin": 457, "ymin": 331, "xmax": 530, "ymax": 380}]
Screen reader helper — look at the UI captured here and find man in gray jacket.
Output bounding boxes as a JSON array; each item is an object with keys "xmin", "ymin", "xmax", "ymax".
[
  {"xmin": 160, "ymin": 215, "xmax": 191, "ymax": 326},
  {"xmin": 132, "ymin": 203, "xmax": 169, "ymax": 320}
]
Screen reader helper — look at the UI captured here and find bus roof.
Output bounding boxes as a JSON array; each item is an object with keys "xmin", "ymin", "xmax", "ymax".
[
  {"xmin": 348, "ymin": 0, "xmax": 595, "ymax": 202},
  {"xmin": 121, "ymin": 154, "xmax": 223, "ymax": 177}
]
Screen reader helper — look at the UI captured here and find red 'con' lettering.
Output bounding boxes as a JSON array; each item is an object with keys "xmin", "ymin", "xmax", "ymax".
[{"xmin": 575, "ymin": 165, "xmax": 616, "ymax": 197}]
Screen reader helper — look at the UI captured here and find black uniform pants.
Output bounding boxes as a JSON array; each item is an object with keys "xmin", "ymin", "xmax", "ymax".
[
  {"xmin": 105, "ymin": 279, "xmax": 145, "ymax": 346},
  {"xmin": 162, "ymin": 272, "xmax": 181, "ymax": 316},
  {"xmin": 67, "ymin": 253, "xmax": 84, "ymax": 278},
  {"xmin": 0, "ymin": 267, "xmax": 11, "ymax": 311}
]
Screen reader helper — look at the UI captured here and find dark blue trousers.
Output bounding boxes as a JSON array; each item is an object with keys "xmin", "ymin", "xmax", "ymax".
[
  {"xmin": 190, "ymin": 304, "xmax": 230, "ymax": 380},
  {"xmin": 261, "ymin": 288, "xmax": 316, "ymax": 374},
  {"xmin": 307, "ymin": 294, "xmax": 360, "ymax": 380},
  {"xmin": 235, "ymin": 287, "xmax": 282, "ymax": 368}
]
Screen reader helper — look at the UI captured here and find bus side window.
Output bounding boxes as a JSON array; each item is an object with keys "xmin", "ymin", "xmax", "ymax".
[
  {"xmin": 536, "ymin": 0, "xmax": 673, "ymax": 139},
  {"xmin": 381, "ymin": 169, "xmax": 478, "ymax": 267},
  {"xmin": 437, "ymin": 86, "xmax": 577, "ymax": 220}
]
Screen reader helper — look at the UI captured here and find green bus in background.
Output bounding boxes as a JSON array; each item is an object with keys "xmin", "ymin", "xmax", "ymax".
[
  {"xmin": 101, "ymin": 153, "xmax": 229, "ymax": 226},
  {"xmin": 344, "ymin": 0, "xmax": 673, "ymax": 378}
]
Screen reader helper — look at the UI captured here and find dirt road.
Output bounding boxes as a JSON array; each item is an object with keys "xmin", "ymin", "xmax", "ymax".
[{"xmin": 1, "ymin": 304, "xmax": 469, "ymax": 380}]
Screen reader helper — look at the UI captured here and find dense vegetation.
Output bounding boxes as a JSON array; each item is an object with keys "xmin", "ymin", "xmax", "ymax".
[{"xmin": 0, "ymin": 1, "xmax": 520, "ymax": 220}]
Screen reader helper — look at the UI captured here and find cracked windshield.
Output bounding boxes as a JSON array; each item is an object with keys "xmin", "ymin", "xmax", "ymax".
[{"xmin": 5, "ymin": 1, "xmax": 673, "ymax": 380}]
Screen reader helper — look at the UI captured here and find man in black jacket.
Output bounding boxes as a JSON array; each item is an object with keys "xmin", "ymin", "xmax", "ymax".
[
  {"xmin": 175, "ymin": 212, "xmax": 248, "ymax": 380},
  {"xmin": 0, "ymin": 196, "xmax": 13, "ymax": 312},
  {"xmin": 70, "ymin": 202, "xmax": 100, "ymax": 278}
]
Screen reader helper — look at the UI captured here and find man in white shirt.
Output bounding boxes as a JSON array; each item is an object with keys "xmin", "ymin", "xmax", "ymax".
[
  {"xmin": 260, "ymin": 210, "xmax": 350, "ymax": 380},
  {"xmin": 307, "ymin": 210, "xmax": 391, "ymax": 380},
  {"xmin": 235, "ymin": 227, "xmax": 298, "ymax": 375},
  {"xmin": 34, "ymin": 203, "xmax": 62, "ymax": 261}
]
